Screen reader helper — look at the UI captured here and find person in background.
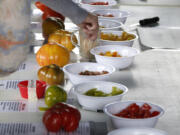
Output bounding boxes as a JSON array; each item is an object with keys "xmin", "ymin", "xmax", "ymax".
[{"xmin": 38, "ymin": 0, "xmax": 99, "ymax": 41}]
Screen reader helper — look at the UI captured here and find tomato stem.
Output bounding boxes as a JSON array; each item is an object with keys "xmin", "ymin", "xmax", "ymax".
[{"xmin": 39, "ymin": 107, "xmax": 49, "ymax": 111}]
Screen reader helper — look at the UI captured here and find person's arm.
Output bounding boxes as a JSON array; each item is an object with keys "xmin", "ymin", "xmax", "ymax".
[
  {"xmin": 37, "ymin": 0, "xmax": 88, "ymax": 25},
  {"xmin": 36, "ymin": 0, "xmax": 99, "ymax": 40}
]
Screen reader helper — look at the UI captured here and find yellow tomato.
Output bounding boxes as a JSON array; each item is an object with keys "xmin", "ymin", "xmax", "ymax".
[{"xmin": 36, "ymin": 43, "xmax": 70, "ymax": 67}]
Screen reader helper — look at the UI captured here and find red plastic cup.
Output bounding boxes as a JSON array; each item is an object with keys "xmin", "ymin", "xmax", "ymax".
[{"xmin": 18, "ymin": 80, "xmax": 47, "ymax": 99}]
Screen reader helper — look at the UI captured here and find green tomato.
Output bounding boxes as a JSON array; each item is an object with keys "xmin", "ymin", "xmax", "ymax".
[{"xmin": 45, "ymin": 85, "xmax": 67, "ymax": 107}]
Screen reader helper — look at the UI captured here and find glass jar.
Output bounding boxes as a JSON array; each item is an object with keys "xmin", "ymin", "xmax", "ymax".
[
  {"xmin": 79, "ymin": 29, "xmax": 99, "ymax": 60},
  {"xmin": 71, "ymin": 28, "xmax": 100, "ymax": 61},
  {"xmin": 0, "ymin": 0, "xmax": 31, "ymax": 76}
]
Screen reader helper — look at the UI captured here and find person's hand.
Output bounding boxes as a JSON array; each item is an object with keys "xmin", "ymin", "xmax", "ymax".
[{"xmin": 78, "ymin": 13, "xmax": 99, "ymax": 41}]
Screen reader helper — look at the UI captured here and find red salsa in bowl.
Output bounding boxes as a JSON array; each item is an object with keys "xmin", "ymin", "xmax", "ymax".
[{"xmin": 114, "ymin": 103, "xmax": 160, "ymax": 119}]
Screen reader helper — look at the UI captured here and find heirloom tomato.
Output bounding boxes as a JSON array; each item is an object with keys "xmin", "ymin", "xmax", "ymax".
[
  {"xmin": 36, "ymin": 43, "xmax": 70, "ymax": 67},
  {"xmin": 48, "ymin": 29, "xmax": 77, "ymax": 51},
  {"xmin": 43, "ymin": 102, "xmax": 81, "ymax": 132},
  {"xmin": 38, "ymin": 64, "xmax": 64, "ymax": 85},
  {"xmin": 45, "ymin": 86, "xmax": 67, "ymax": 107},
  {"xmin": 42, "ymin": 17, "xmax": 65, "ymax": 39}
]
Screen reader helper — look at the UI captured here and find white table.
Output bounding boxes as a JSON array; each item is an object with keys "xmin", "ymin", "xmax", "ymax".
[{"xmin": 0, "ymin": 3, "xmax": 180, "ymax": 135}]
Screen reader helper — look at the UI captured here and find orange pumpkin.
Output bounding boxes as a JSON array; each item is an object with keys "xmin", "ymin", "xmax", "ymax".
[
  {"xmin": 48, "ymin": 29, "xmax": 77, "ymax": 51},
  {"xmin": 36, "ymin": 43, "xmax": 70, "ymax": 67}
]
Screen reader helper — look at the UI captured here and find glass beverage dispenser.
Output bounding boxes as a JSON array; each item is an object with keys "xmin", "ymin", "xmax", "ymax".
[{"xmin": 0, "ymin": 0, "xmax": 31, "ymax": 76}]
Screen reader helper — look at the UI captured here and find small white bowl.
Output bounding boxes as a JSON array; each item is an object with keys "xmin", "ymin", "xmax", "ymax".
[
  {"xmin": 71, "ymin": 81, "xmax": 128, "ymax": 110},
  {"xmin": 90, "ymin": 45, "xmax": 139, "ymax": 69},
  {"xmin": 63, "ymin": 62, "xmax": 115, "ymax": 85},
  {"xmin": 104, "ymin": 101, "xmax": 164, "ymax": 129},
  {"xmin": 100, "ymin": 30, "xmax": 138, "ymax": 47},
  {"xmin": 93, "ymin": 9, "xmax": 131, "ymax": 24},
  {"xmin": 79, "ymin": 0, "xmax": 117, "ymax": 12},
  {"xmin": 108, "ymin": 127, "xmax": 168, "ymax": 135},
  {"xmin": 99, "ymin": 19, "xmax": 123, "ymax": 31}
]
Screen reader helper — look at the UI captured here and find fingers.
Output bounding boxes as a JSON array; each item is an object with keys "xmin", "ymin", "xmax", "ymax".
[
  {"xmin": 89, "ymin": 33, "xmax": 98, "ymax": 41},
  {"xmin": 80, "ymin": 22, "xmax": 98, "ymax": 41},
  {"xmin": 82, "ymin": 28, "xmax": 98, "ymax": 41},
  {"xmin": 86, "ymin": 21, "xmax": 98, "ymax": 31},
  {"xmin": 78, "ymin": 13, "xmax": 99, "ymax": 41}
]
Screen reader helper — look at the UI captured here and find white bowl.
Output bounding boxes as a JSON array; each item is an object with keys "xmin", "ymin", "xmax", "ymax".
[
  {"xmin": 104, "ymin": 101, "xmax": 164, "ymax": 129},
  {"xmin": 71, "ymin": 81, "xmax": 128, "ymax": 110},
  {"xmin": 79, "ymin": 0, "xmax": 117, "ymax": 12},
  {"xmin": 100, "ymin": 30, "xmax": 138, "ymax": 47},
  {"xmin": 99, "ymin": 19, "xmax": 123, "ymax": 31},
  {"xmin": 93, "ymin": 9, "xmax": 131, "ymax": 24},
  {"xmin": 63, "ymin": 62, "xmax": 115, "ymax": 85},
  {"xmin": 90, "ymin": 45, "xmax": 139, "ymax": 69},
  {"xmin": 108, "ymin": 127, "xmax": 168, "ymax": 135}
]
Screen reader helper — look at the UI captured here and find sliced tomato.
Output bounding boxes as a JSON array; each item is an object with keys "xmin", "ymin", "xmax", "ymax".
[
  {"xmin": 114, "ymin": 103, "xmax": 160, "ymax": 119},
  {"xmin": 141, "ymin": 103, "xmax": 152, "ymax": 111},
  {"xmin": 151, "ymin": 111, "xmax": 160, "ymax": 117}
]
